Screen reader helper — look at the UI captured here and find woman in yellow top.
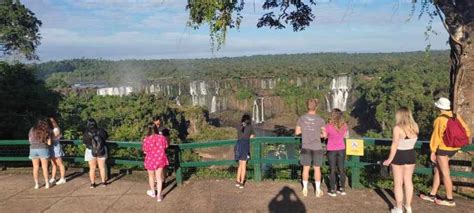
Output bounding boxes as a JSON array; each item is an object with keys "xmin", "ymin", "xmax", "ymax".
[{"xmin": 420, "ymin": 98, "xmax": 471, "ymax": 207}]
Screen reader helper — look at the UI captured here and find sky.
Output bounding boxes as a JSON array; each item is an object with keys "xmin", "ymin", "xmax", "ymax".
[{"xmin": 21, "ymin": 0, "xmax": 449, "ymax": 61}]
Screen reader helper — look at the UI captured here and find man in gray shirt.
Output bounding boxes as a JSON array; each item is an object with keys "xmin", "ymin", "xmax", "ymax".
[{"xmin": 295, "ymin": 98, "xmax": 326, "ymax": 197}]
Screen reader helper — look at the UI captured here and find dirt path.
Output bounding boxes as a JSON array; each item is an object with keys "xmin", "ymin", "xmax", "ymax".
[{"xmin": 0, "ymin": 172, "xmax": 472, "ymax": 213}]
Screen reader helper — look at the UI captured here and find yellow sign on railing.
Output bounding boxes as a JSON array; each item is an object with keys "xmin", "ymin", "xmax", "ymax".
[{"xmin": 346, "ymin": 139, "xmax": 364, "ymax": 156}]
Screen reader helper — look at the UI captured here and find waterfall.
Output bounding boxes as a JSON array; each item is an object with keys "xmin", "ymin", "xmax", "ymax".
[
  {"xmin": 97, "ymin": 86, "xmax": 133, "ymax": 96},
  {"xmin": 189, "ymin": 81, "xmax": 199, "ymax": 106},
  {"xmin": 252, "ymin": 97, "xmax": 265, "ymax": 124},
  {"xmin": 211, "ymin": 96, "xmax": 217, "ymax": 113},
  {"xmin": 327, "ymin": 76, "xmax": 351, "ymax": 111}
]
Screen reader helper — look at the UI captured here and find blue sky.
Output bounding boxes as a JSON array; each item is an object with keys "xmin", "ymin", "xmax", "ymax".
[{"xmin": 22, "ymin": 0, "xmax": 449, "ymax": 61}]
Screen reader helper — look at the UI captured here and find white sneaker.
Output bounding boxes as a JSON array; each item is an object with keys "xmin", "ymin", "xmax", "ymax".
[
  {"xmin": 405, "ymin": 206, "xmax": 412, "ymax": 213},
  {"xmin": 56, "ymin": 178, "xmax": 67, "ymax": 185},
  {"xmin": 146, "ymin": 190, "xmax": 156, "ymax": 198},
  {"xmin": 49, "ymin": 178, "xmax": 56, "ymax": 185},
  {"xmin": 390, "ymin": 207, "xmax": 403, "ymax": 213},
  {"xmin": 316, "ymin": 190, "xmax": 324, "ymax": 198},
  {"xmin": 34, "ymin": 184, "xmax": 39, "ymax": 189},
  {"xmin": 45, "ymin": 183, "xmax": 50, "ymax": 189}
]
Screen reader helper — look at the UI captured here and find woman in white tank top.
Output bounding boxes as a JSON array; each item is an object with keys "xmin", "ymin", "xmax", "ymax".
[{"xmin": 383, "ymin": 107, "xmax": 419, "ymax": 213}]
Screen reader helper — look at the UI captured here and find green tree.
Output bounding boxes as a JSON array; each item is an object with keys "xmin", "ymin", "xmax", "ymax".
[{"xmin": 0, "ymin": 0, "xmax": 42, "ymax": 60}]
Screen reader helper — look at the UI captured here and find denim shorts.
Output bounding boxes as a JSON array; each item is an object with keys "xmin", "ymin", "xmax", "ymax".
[
  {"xmin": 49, "ymin": 141, "xmax": 65, "ymax": 158},
  {"xmin": 84, "ymin": 148, "xmax": 107, "ymax": 162},
  {"xmin": 29, "ymin": 148, "xmax": 50, "ymax": 159}
]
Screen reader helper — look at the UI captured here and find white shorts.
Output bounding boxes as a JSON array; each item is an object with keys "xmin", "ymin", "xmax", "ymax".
[{"xmin": 84, "ymin": 148, "xmax": 107, "ymax": 162}]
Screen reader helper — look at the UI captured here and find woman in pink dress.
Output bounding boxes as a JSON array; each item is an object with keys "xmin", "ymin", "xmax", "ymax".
[{"xmin": 142, "ymin": 122, "xmax": 169, "ymax": 202}]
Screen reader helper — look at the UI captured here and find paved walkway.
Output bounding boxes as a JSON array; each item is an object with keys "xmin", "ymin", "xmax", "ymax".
[{"xmin": 0, "ymin": 172, "xmax": 472, "ymax": 213}]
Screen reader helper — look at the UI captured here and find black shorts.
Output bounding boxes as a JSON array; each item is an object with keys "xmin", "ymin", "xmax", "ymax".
[
  {"xmin": 234, "ymin": 139, "xmax": 250, "ymax": 161},
  {"xmin": 435, "ymin": 149, "xmax": 457, "ymax": 158},
  {"xmin": 392, "ymin": 149, "xmax": 416, "ymax": 165},
  {"xmin": 300, "ymin": 149, "xmax": 323, "ymax": 166}
]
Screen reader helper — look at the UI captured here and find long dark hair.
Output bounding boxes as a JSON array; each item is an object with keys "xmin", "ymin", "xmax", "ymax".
[
  {"xmin": 86, "ymin": 118, "xmax": 98, "ymax": 132},
  {"xmin": 146, "ymin": 122, "xmax": 158, "ymax": 136},
  {"xmin": 32, "ymin": 119, "xmax": 49, "ymax": 143},
  {"xmin": 240, "ymin": 114, "xmax": 251, "ymax": 133}
]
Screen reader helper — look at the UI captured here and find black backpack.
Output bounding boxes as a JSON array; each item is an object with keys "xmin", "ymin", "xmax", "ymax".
[{"xmin": 89, "ymin": 130, "xmax": 106, "ymax": 157}]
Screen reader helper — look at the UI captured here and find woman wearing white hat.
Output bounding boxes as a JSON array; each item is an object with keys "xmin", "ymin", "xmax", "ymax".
[{"xmin": 420, "ymin": 97, "xmax": 471, "ymax": 207}]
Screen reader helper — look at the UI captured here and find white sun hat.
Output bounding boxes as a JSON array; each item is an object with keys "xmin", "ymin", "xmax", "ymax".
[{"xmin": 434, "ymin": 97, "xmax": 451, "ymax": 110}]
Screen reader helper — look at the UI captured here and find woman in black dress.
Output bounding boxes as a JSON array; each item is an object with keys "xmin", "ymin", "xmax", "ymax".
[{"xmin": 234, "ymin": 114, "xmax": 255, "ymax": 189}]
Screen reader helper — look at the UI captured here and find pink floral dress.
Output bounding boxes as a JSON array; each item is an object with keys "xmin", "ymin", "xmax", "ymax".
[{"xmin": 142, "ymin": 134, "xmax": 169, "ymax": 171}]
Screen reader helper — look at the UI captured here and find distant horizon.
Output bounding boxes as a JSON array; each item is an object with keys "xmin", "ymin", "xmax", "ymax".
[{"xmin": 35, "ymin": 49, "xmax": 450, "ymax": 63}]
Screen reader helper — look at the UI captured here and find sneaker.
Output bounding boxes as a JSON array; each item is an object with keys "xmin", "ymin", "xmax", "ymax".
[
  {"xmin": 235, "ymin": 181, "xmax": 241, "ymax": 187},
  {"xmin": 34, "ymin": 184, "xmax": 39, "ymax": 189},
  {"xmin": 419, "ymin": 193, "xmax": 436, "ymax": 202},
  {"xmin": 101, "ymin": 182, "xmax": 107, "ymax": 187},
  {"xmin": 302, "ymin": 188, "xmax": 308, "ymax": 197},
  {"xmin": 337, "ymin": 188, "xmax": 347, "ymax": 195},
  {"xmin": 316, "ymin": 190, "xmax": 324, "ymax": 198},
  {"xmin": 45, "ymin": 183, "xmax": 50, "ymax": 189},
  {"xmin": 49, "ymin": 178, "xmax": 56, "ymax": 185},
  {"xmin": 239, "ymin": 183, "xmax": 244, "ymax": 189},
  {"xmin": 90, "ymin": 183, "xmax": 95, "ymax": 189},
  {"xmin": 146, "ymin": 190, "xmax": 156, "ymax": 198},
  {"xmin": 435, "ymin": 198, "xmax": 456, "ymax": 207},
  {"xmin": 405, "ymin": 206, "xmax": 412, "ymax": 213},
  {"xmin": 328, "ymin": 190, "xmax": 337, "ymax": 197},
  {"xmin": 56, "ymin": 178, "xmax": 66, "ymax": 185},
  {"xmin": 390, "ymin": 207, "xmax": 403, "ymax": 213},
  {"xmin": 157, "ymin": 196, "xmax": 163, "ymax": 202}
]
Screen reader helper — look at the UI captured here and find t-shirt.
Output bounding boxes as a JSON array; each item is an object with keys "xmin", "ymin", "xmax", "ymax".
[
  {"xmin": 326, "ymin": 123, "xmax": 347, "ymax": 151},
  {"xmin": 237, "ymin": 124, "xmax": 255, "ymax": 140},
  {"xmin": 297, "ymin": 114, "xmax": 326, "ymax": 150}
]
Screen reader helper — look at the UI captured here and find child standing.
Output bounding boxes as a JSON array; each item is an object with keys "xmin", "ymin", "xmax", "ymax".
[{"xmin": 142, "ymin": 122, "xmax": 169, "ymax": 202}]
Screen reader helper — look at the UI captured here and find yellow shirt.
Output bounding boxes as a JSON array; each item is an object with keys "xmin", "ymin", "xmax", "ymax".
[{"xmin": 430, "ymin": 111, "xmax": 471, "ymax": 152}]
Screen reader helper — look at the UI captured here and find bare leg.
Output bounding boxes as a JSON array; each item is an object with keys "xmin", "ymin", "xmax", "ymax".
[
  {"xmin": 236, "ymin": 163, "xmax": 241, "ymax": 183},
  {"xmin": 313, "ymin": 166, "xmax": 321, "ymax": 182},
  {"xmin": 148, "ymin": 170, "xmax": 155, "ymax": 191},
  {"xmin": 403, "ymin": 164, "xmax": 415, "ymax": 208},
  {"xmin": 239, "ymin": 160, "xmax": 247, "ymax": 184},
  {"xmin": 88, "ymin": 159, "xmax": 97, "ymax": 184},
  {"xmin": 97, "ymin": 158, "xmax": 107, "ymax": 183},
  {"xmin": 32, "ymin": 159, "xmax": 40, "ymax": 185},
  {"xmin": 302, "ymin": 166, "xmax": 310, "ymax": 182},
  {"xmin": 55, "ymin": 158, "xmax": 66, "ymax": 179},
  {"xmin": 430, "ymin": 164, "xmax": 441, "ymax": 196},
  {"xmin": 437, "ymin": 155, "xmax": 453, "ymax": 199},
  {"xmin": 156, "ymin": 169, "xmax": 163, "ymax": 198},
  {"xmin": 391, "ymin": 165, "xmax": 404, "ymax": 209},
  {"xmin": 50, "ymin": 158, "xmax": 57, "ymax": 180},
  {"xmin": 40, "ymin": 158, "xmax": 49, "ymax": 187}
]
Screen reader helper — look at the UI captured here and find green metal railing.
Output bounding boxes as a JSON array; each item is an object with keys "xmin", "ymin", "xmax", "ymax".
[{"xmin": 0, "ymin": 137, "xmax": 473, "ymax": 189}]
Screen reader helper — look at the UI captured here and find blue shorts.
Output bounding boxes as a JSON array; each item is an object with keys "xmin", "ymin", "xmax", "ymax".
[
  {"xmin": 49, "ymin": 141, "xmax": 65, "ymax": 158},
  {"xmin": 29, "ymin": 148, "xmax": 50, "ymax": 159}
]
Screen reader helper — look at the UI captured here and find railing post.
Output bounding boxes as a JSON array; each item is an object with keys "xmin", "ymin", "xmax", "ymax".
[
  {"xmin": 253, "ymin": 139, "xmax": 262, "ymax": 182},
  {"xmin": 350, "ymin": 156, "xmax": 362, "ymax": 189},
  {"xmin": 175, "ymin": 146, "xmax": 183, "ymax": 186}
]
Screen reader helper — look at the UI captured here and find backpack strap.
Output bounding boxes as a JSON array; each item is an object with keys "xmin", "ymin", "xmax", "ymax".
[{"xmin": 439, "ymin": 114, "xmax": 454, "ymax": 120}]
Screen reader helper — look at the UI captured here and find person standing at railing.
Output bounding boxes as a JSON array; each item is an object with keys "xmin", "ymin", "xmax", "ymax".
[
  {"xmin": 83, "ymin": 119, "xmax": 109, "ymax": 188},
  {"xmin": 153, "ymin": 115, "xmax": 170, "ymax": 186},
  {"xmin": 383, "ymin": 107, "xmax": 419, "ymax": 213},
  {"xmin": 47, "ymin": 117, "xmax": 67, "ymax": 186},
  {"xmin": 295, "ymin": 99, "xmax": 326, "ymax": 197},
  {"xmin": 29, "ymin": 119, "xmax": 52, "ymax": 189},
  {"xmin": 420, "ymin": 97, "xmax": 471, "ymax": 207},
  {"xmin": 322, "ymin": 108, "xmax": 348, "ymax": 197},
  {"xmin": 234, "ymin": 114, "xmax": 255, "ymax": 189},
  {"xmin": 142, "ymin": 122, "xmax": 169, "ymax": 202}
]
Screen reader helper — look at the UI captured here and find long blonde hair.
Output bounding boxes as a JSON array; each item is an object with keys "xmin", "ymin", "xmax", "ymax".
[
  {"xmin": 329, "ymin": 108, "xmax": 346, "ymax": 130},
  {"xmin": 395, "ymin": 107, "xmax": 419, "ymax": 134}
]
